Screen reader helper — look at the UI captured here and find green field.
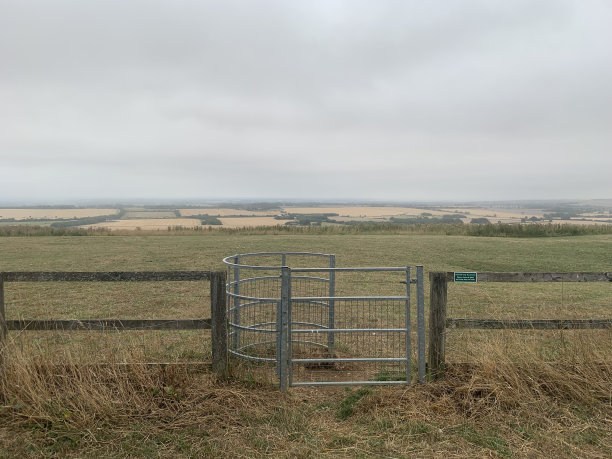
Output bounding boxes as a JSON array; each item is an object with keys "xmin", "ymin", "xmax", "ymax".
[{"xmin": 0, "ymin": 231, "xmax": 610, "ymax": 457}]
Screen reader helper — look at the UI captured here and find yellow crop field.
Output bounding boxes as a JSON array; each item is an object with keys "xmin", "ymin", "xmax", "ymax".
[
  {"xmin": 82, "ymin": 218, "xmax": 202, "ymax": 231},
  {"xmin": 216, "ymin": 217, "xmax": 283, "ymax": 228},
  {"xmin": 122, "ymin": 211, "xmax": 176, "ymax": 219},
  {"xmin": 281, "ymin": 206, "xmax": 446, "ymax": 217},
  {"xmin": 438, "ymin": 207, "xmax": 544, "ymax": 221},
  {"xmin": 0, "ymin": 208, "xmax": 118, "ymax": 220},
  {"xmin": 179, "ymin": 208, "xmax": 278, "ymax": 217}
]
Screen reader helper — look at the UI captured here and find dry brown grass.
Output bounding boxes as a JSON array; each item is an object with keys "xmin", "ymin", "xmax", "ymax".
[{"xmin": 0, "ymin": 333, "xmax": 610, "ymax": 457}]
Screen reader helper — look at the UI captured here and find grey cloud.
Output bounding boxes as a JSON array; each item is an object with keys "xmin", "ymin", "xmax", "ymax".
[{"xmin": 1, "ymin": 0, "xmax": 611, "ymax": 202}]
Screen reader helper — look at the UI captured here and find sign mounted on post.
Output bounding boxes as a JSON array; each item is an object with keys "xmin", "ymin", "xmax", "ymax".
[{"xmin": 454, "ymin": 272, "xmax": 477, "ymax": 283}]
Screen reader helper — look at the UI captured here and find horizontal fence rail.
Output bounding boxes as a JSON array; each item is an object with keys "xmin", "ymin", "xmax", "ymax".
[
  {"xmin": 446, "ymin": 318, "xmax": 612, "ymax": 330},
  {"xmin": 1, "ymin": 271, "xmax": 213, "ymax": 282},
  {"xmin": 0, "ymin": 271, "xmax": 228, "ymax": 376},
  {"xmin": 428, "ymin": 272, "xmax": 612, "ymax": 378},
  {"xmin": 5, "ymin": 319, "xmax": 212, "ymax": 331}
]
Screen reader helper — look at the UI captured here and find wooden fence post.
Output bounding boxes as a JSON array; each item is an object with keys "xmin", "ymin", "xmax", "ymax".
[
  {"xmin": 210, "ymin": 271, "xmax": 228, "ymax": 378},
  {"xmin": 428, "ymin": 272, "xmax": 447, "ymax": 379},
  {"xmin": 0, "ymin": 276, "xmax": 6, "ymax": 370}
]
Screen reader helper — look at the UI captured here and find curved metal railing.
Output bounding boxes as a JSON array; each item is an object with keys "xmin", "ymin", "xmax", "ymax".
[{"xmin": 223, "ymin": 252, "xmax": 335, "ymax": 365}]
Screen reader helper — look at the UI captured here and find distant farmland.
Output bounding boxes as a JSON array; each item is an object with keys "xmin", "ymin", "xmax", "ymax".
[
  {"xmin": 179, "ymin": 208, "xmax": 278, "ymax": 217},
  {"xmin": 1, "ymin": 202, "xmax": 611, "ymax": 230},
  {"xmin": 83, "ymin": 218, "xmax": 202, "ymax": 230},
  {"xmin": 0, "ymin": 208, "xmax": 118, "ymax": 220}
]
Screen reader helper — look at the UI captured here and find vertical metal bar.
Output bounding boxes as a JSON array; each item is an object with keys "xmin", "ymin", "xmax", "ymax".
[
  {"xmin": 287, "ymin": 267, "xmax": 293, "ymax": 386},
  {"xmin": 328, "ymin": 254, "xmax": 336, "ymax": 355},
  {"xmin": 416, "ymin": 266, "xmax": 426, "ymax": 383},
  {"xmin": 232, "ymin": 256, "xmax": 240, "ymax": 350},
  {"xmin": 405, "ymin": 267, "xmax": 411, "ymax": 384},
  {"xmin": 277, "ymin": 253, "xmax": 287, "ymax": 376},
  {"xmin": 276, "ymin": 298, "xmax": 281, "ymax": 376},
  {"xmin": 279, "ymin": 266, "xmax": 291, "ymax": 391}
]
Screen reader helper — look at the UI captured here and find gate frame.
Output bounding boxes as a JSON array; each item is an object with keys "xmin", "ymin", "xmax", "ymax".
[
  {"xmin": 285, "ymin": 265, "xmax": 426, "ymax": 388},
  {"xmin": 223, "ymin": 253, "xmax": 427, "ymax": 390}
]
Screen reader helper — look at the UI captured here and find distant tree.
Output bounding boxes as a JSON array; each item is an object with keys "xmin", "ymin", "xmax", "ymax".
[{"xmin": 200, "ymin": 215, "xmax": 222, "ymax": 225}]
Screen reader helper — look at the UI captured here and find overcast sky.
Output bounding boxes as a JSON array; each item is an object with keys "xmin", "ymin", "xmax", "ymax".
[{"xmin": 1, "ymin": 0, "xmax": 611, "ymax": 204}]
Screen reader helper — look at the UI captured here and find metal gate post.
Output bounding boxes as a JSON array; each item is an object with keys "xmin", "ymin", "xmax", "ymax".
[
  {"xmin": 276, "ymin": 255, "xmax": 287, "ymax": 376},
  {"xmin": 279, "ymin": 266, "xmax": 291, "ymax": 391},
  {"xmin": 405, "ymin": 266, "xmax": 412, "ymax": 384},
  {"xmin": 328, "ymin": 254, "xmax": 336, "ymax": 355},
  {"xmin": 416, "ymin": 266, "xmax": 426, "ymax": 383},
  {"xmin": 232, "ymin": 256, "xmax": 240, "ymax": 350}
]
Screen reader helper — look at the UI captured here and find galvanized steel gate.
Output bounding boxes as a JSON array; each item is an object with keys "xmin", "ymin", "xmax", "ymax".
[{"xmin": 224, "ymin": 253, "xmax": 426, "ymax": 390}]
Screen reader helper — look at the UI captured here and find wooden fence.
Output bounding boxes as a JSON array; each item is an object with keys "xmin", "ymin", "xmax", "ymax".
[
  {"xmin": 428, "ymin": 272, "xmax": 612, "ymax": 378},
  {"xmin": 0, "ymin": 271, "xmax": 228, "ymax": 376}
]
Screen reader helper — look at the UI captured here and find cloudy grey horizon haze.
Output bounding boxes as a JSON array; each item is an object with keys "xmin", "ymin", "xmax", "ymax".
[{"xmin": 1, "ymin": 0, "xmax": 611, "ymax": 204}]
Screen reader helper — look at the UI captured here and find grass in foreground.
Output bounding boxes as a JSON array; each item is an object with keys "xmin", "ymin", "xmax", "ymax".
[{"xmin": 0, "ymin": 339, "xmax": 610, "ymax": 457}]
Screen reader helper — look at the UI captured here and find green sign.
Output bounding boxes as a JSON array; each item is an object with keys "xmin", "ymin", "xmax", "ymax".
[{"xmin": 454, "ymin": 272, "xmax": 477, "ymax": 283}]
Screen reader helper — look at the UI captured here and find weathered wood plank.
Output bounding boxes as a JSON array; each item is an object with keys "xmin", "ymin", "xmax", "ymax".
[
  {"xmin": 442, "ymin": 272, "xmax": 612, "ymax": 282},
  {"xmin": 0, "ymin": 280, "xmax": 6, "ymax": 341},
  {"xmin": 0, "ymin": 271, "xmax": 213, "ymax": 282},
  {"xmin": 428, "ymin": 272, "xmax": 448, "ymax": 379},
  {"xmin": 210, "ymin": 271, "xmax": 228, "ymax": 378},
  {"xmin": 447, "ymin": 318, "xmax": 612, "ymax": 330},
  {"xmin": 0, "ymin": 280, "xmax": 6, "ymax": 370},
  {"xmin": 5, "ymin": 319, "xmax": 211, "ymax": 331}
]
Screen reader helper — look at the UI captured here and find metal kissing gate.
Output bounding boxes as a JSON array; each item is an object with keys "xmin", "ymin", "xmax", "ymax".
[{"xmin": 223, "ymin": 252, "xmax": 426, "ymax": 390}]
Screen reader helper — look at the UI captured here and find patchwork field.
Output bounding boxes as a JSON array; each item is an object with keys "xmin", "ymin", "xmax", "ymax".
[
  {"xmin": 216, "ymin": 216, "xmax": 284, "ymax": 228},
  {"xmin": 1, "ymin": 203, "xmax": 611, "ymax": 230},
  {"xmin": 122, "ymin": 211, "xmax": 177, "ymax": 219},
  {"xmin": 82, "ymin": 218, "xmax": 201, "ymax": 230},
  {"xmin": 179, "ymin": 208, "xmax": 278, "ymax": 217},
  {"xmin": 0, "ymin": 208, "xmax": 118, "ymax": 220},
  {"xmin": 436, "ymin": 207, "xmax": 544, "ymax": 224},
  {"xmin": 282, "ymin": 206, "xmax": 445, "ymax": 217}
]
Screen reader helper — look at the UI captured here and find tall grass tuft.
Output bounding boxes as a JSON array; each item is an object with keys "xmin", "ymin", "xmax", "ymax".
[{"xmin": 0, "ymin": 330, "xmax": 610, "ymax": 456}]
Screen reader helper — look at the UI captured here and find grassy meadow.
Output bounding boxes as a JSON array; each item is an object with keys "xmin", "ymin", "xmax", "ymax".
[{"xmin": 0, "ymin": 230, "xmax": 610, "ymax": 457}]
